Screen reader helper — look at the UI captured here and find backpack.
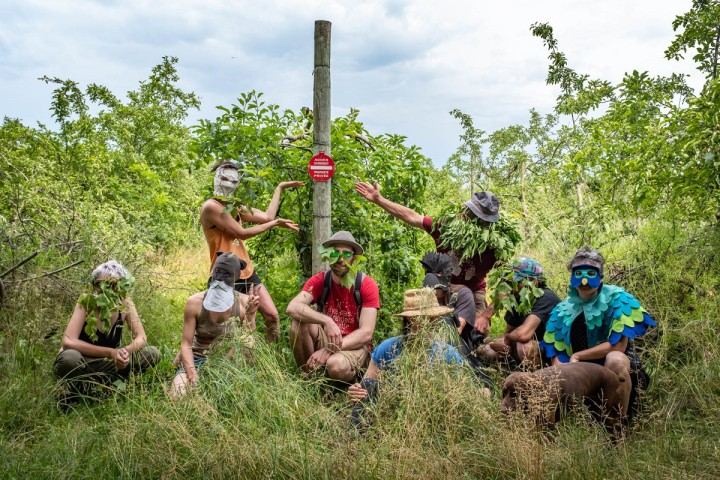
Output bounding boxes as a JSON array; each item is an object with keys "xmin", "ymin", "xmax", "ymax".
[{"xmin": 316, "ymin": 270, "xmax": 366, "ymax": 321}]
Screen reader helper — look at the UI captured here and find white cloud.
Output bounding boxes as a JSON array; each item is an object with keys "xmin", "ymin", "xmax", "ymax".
[{"xmin": 0, "ymin": 0, "xmax": 702, "ymax": 164}]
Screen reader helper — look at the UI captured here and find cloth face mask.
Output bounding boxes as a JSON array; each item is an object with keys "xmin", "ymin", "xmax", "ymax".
[{"xmin": 214, "ymin": 167, "xmax": 240, "ymax": 197}]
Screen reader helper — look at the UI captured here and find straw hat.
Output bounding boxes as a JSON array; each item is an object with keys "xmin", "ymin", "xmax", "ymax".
[{"xmin": 393, "ymin": 288, "xmax": 454, "ymax": 318}]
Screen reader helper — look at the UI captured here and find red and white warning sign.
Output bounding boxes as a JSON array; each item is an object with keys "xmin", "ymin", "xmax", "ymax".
[{"xmin": 308, "ymin": 152, "xmax": 336, "ymax": 182}]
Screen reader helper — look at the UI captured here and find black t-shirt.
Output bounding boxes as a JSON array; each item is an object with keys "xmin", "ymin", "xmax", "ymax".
[{"xmin": 503, "ymin": 288, "xmax": 560, "ymax": 340}]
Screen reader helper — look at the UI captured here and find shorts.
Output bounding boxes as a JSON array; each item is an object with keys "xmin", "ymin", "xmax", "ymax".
[
  {"xmin": 315, "ymin": 326, "xmax": 370, "ymax": 374},
  {"xmin": 175, "ymin": 357, "xmax": 207, "ymax": 375}
]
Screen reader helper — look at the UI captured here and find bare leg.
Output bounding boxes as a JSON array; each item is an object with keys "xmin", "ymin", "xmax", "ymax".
[
  {"xmin": 605, "ymin": 351, "xmax": 632, "ymax": 416},
  {"xmin": 256, "ymin": 286, "xmax": 280, "ymax": 343},
  {"xmin": 289, "ymin": 320, "xmax": 320, "ymax": 371},
  {"xmin": 325, "ymin": 353, "xmax": 356, "ymax": 382},
  {"xmin": 515, "ymin": 340, "xmax": 541, "ymax": 370}
]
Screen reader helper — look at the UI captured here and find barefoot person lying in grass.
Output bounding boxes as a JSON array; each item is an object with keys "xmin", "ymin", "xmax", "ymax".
[
  {"xmin": 54, "ymin": 260, "xmax": 160, "ymax": 408},
  {"xmin": 170, "ymin": 252, "xmax": 260, "ymax": 399}
]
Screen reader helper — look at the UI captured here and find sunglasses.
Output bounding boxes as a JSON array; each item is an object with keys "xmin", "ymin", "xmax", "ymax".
[{"xmin": 336, "ymin": 249, "xmax": 354, "ymax": 259}]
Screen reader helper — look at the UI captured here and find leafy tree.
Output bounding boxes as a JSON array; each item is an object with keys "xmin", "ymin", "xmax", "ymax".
[
  {"xmin": 191, "ymin": 93, "xmax": 432, "ymax": 337},
  {"xmin": 0, "ymin": 57, "xmax": 203, "ymax": 318},
  {"xmin": 666, "ymin": 0, "xmax": 720, "ymax": 81}
]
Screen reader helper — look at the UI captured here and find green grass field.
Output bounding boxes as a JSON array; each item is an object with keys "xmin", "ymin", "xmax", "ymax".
[{"xmin": 1, "ymin": 245, "xmax": 719, "ymax": 480}]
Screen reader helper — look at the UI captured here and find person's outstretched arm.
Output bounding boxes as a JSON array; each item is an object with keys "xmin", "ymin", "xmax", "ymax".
[
  {"xmin": 355, "ymin": 181, "xmax": 424, "ymax": 229},
  {"xmin": 201, "ymin": 199, "xmax": 299, "ymax": 241},
  {"xmin": 242, "ymin": 181, "xmax": 305, "ymax": 224}
]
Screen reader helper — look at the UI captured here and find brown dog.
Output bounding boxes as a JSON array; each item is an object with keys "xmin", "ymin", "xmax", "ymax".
[{"xmin": 500, "ymin": 362, "xmax": 624, "ymax": 436}]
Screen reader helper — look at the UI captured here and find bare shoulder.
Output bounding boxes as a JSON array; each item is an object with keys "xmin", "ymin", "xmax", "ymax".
[
  {"xmin": 185, "ymin": 292, "xmax": 205, "ymax": 315},
  {"xmin": 200, "ymin": 198, "xmax": 222, "ymax": 223}
]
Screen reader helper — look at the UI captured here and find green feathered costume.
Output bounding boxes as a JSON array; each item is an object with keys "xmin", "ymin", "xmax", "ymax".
[{"xmin": 539, "ymin": 284, "xmax": 656, "ymax": 363}]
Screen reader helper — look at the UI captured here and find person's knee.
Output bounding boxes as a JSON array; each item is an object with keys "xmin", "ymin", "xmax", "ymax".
[
  {"xmin": 326, "ymin": 354, "xmax": 353, "ymax": 381},
  {"xmin": 170, "ymin": 373, "xmax": 190, "ymax": 399},
  {"xmin": 605, "ymin": 351, "xmax": 630, "ymax": 375},
  {"xmin": 54, "ymin": 349, "xmax": 84, "ymax": 379},
  {"xmin": 134, "ymin": 346, "xmax": 161, "ymax": 371},
  {"xmin": 516, "ymin": 341, "xmax": 540, "ymax": 362}
]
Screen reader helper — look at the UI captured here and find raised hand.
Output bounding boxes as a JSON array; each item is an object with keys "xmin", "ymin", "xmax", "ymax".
[
  {"xmin": 276, "ymin": 218, "xmax": 300, "ymax": 232},
  {"xmin": 354, "ymin": 181, "xmax": 381, "ymax": 203},
  {"xmin": 278, "ymin": 181, "xmax": 305, "ymax": 190}
]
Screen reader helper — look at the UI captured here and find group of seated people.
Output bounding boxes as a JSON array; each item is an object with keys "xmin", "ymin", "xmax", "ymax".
[
  {"xmin": 54, "ymin": 232, "xmax": 655, "ymax": 430},
  {"xmin": 53, "ymin": 164, "xmax": 655, "ymax": 431}
]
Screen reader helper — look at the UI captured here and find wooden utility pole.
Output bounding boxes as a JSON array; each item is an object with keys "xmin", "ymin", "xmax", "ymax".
[{"xmin": 312, "ymin": 20, "xmax": 332, "ymax": 273}]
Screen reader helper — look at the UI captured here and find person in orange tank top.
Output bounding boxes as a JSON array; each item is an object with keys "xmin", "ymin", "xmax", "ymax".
[{"xmin": 200, "ymin": 160, "xmax": 303, "ymax": 343}]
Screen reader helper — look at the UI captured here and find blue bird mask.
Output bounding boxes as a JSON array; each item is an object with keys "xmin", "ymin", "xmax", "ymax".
[{"xmin": 570, "ymin": 264, "xmax": 602, "ymax": 288}]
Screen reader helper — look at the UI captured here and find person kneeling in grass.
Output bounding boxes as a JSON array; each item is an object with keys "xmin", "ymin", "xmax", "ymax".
[
  {"xmin": 54, "ymin": 260, "xmax": 160, "ymax": 408},
  {"xmin": 347, "ymin": 288, "xmax": 485, "ymax": 430},
  {"xmin": 170, "ymin": 252, "xmax": 260, "ymax": 399},
  {"xmin": 478, "ymin": 257, "xmax": 560, "ymax": 369}
]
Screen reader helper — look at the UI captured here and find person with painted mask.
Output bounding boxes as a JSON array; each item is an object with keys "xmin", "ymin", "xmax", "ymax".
[
  {"xmin": 286, "ymin": 231, "xmax": 379, "ymax": 382},
  {"xmin": 539, "ymin": 247, "xmax": 656, "ymax": 418},
  {"xmin": 170, "ymin": 252, "xmax": 260, "ymax": 399},
  {"xmin": 200, "ymin": 160, "xmax": 303, "ymax": 343},
  {"xmin": 54, "ymin": 260, "xmax": 160, "ymax": 408},
  {"xmin": 478, "ymin": 257, "xmax": 560, "ymax": 368}
]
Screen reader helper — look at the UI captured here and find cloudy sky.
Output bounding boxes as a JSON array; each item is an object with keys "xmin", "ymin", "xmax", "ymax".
[{"xmin": 0, "ymin": 0, "xmax": 703, "ymax": 165}]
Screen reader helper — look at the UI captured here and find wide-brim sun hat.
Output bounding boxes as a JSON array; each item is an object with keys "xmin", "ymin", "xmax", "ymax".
[
  {"xmin": 322, "ymin": 230, "xmax": 364, "ymax": 255},
  {"xmin": 393, "ymin": 288, "xmax": 454, "ymax": 318},
  {"xmin": 464, "ymin": 191, "xmax": 500, "ymax": 222}
]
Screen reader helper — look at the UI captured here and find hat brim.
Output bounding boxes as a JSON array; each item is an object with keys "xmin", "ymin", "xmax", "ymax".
[
  {"xmin": 463, "ymin": 201, "xmax": 499, "ymax": 222},
  {"xmin": 393, "ymin": 306, "xmax": 454, "ymax": 318},
  {"xmin": 322, "ymin": 239, "xmax": 364, "ymax": 255}
]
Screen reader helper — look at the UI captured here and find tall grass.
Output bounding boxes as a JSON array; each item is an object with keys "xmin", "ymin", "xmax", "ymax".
[{"xmin": 1, "ymin": 226, "xmax": 720, "ymax": 479}]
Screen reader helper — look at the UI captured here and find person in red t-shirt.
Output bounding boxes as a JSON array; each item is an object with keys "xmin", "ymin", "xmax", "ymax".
[
  {"xmin": 286, "ymin": 231, "xmax": 380, "ymax": 382},
  {"xmin": 355, "ymin": 181, "xmax": 499, "ymax": 336}
]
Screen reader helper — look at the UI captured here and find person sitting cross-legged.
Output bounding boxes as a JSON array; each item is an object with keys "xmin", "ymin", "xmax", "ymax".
[{"xmin": 286, "ymin": 231, "xmax": 379, "ymax": 382}]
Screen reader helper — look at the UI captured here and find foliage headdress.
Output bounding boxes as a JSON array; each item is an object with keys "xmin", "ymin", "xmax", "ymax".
[
  {"xmin": 488, "ymin": 257, "xmax": 545, "ymax": 317},
  {"xmin": 78, "ymin": 260, "xmax": 135, "ymax": 339},
  {"xmin": 434, "ymin": 203, "xmax": 521, "ymax": 262}
]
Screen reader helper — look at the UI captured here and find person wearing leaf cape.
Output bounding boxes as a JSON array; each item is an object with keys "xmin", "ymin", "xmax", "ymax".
[
  {"xmin": 53, "ymin": 261, "xmax": 160, "ymax": 407},
  {"xmin": 355, "ymin": 183, "xmax": 520, "ymax": 338},
  {"xmin": 201, "ymin": 159, "xmax": 303, "ymax": 343},
  {"xmin": 539, "ymin": 247, "xmax": 656, "ymax": 418},
  {"xmin": 479, "ymin": 257, "xmax": 560, "ymax": 368},
  {"xmin": 286, "ymin": 231, "xmax": 380, "ymax": 382}
]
